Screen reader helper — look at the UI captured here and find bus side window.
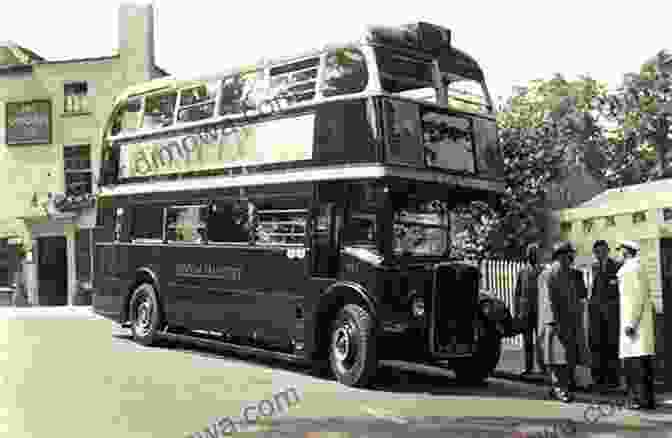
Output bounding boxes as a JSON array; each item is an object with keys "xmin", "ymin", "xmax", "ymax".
[
  {"xmin": 110, "ymin": 97, "xmax": 142, "ymax": 137},
  {"xmin": 207, "ymin": 200, "xmax": 252, "ymax": 244},
  {"xmin": 142, "ymin": 92, "xmax": 177, "ymax": 129},
  {"xmin": 130, "ymin": 205, "xmax": 164, "ymax": 241},
  {"xmin": 321, "ymin": 48, "xmax": 369, "ymax": 98},
  {"xmin": 165, "ymin": 205, "xmax": 208, "ymax": 243},
  {"xmin": 255, "ymin": 201, "xmax": 308, "ymax": 246}
]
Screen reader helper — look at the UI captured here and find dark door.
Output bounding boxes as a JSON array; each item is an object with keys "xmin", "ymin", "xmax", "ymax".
[
  {"xmin": 660, "ymin": 238, "xmax": 672, "ymax": 390},
  {"xmin": 38, "ymin": 236, "xmax": 68, "ymax": 305}
]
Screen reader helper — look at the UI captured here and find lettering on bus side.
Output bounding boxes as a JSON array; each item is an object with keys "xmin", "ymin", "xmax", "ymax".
[
  {"xmin": 119, "ymin": 115, "xmax": 315, "ymax": 179},
  {"xmin": 176, "ymin": 263, "xmax": 242, "ymax": 281}
]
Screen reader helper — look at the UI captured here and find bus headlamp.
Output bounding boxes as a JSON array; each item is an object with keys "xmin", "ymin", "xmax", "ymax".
[{"xmin": 411, "ymin": 295, "xmax": 425, "ymax": 318}]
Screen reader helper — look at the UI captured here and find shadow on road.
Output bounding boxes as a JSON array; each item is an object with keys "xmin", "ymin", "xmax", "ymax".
[{"xmin": 112, "ymin": 330, "xmax": 547, "ymax": 400}]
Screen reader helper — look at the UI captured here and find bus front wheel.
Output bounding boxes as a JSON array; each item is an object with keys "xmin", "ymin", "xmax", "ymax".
[
  {"xmin": 129, "ymin": 283, "xmax": 162, "ymax": 346},
  {"xmin": 328, "ymin": 304, "xmax": 378, "ymax": 388},
  {"xmin": 452, "ymin": 329, "xmax": 502, "ymax": 385}
]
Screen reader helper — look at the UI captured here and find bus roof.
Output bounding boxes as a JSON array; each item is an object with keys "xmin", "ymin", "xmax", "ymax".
[{"xmin": 113, "ymin": 22, "xmax": 486, "ymax": 104}]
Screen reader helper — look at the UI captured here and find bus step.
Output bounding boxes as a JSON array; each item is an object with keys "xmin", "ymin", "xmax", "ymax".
[{"xmin": 161, "ymin": 331, "xmax": 307, "ymax": 364}]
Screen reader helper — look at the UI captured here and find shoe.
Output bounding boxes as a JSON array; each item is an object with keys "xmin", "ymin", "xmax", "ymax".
[
  {"xmin": 548, "ymin": 387, "xmax": 573, "ymax": 403},
  {"xmin": 520, "ymin": 370, "xmax": 534, "ymax": 379}
]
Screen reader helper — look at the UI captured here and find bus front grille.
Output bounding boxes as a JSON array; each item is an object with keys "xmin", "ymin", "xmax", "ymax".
[{"xmin": 430, "ymin": 262, "xmax": 479, "ymax": 356}]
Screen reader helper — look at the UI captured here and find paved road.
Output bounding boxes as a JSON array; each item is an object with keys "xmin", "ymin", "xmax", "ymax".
[{"xmin": 2, "ymin": 306, "xmax": 672, "ymax": 438}]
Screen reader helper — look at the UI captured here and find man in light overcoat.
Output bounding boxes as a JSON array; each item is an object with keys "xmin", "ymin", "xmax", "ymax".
[
  {"xmin": 537, "ymin": 241, "xmax": 589, "ymax": 403},
  {"xmin": 617, "ymin": 240, "xmax": 656, "ymax": 410}
]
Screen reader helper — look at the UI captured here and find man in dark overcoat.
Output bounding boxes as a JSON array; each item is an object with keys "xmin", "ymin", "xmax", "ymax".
[
  {"xmin": 589, "ymin": 239, "xmax": 622, "ymax": 391},
  {"xmin": 537, "ymin": 241, "xmax": 590, "ymax": 403},
  {"xmin": 514, "ymin": 243, "xmax": 543, "ymax": 377}
]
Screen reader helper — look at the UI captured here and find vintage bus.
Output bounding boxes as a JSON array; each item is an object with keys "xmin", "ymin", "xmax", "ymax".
[{"xmin": 93, "ymin": 22, "xmax": 515, "ymax": 388}]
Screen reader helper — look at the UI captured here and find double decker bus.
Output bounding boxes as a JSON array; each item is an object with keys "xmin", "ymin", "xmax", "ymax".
[{"xmin": 93, "ymin": 22, "xmax": 515, "ymax": 388}]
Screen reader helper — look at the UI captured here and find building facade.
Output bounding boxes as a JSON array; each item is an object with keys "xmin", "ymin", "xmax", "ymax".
[{"xmin": 0, "ymin": 3, "xmax": 168, "ymax": 305}]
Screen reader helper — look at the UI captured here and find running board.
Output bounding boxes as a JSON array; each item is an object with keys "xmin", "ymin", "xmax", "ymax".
[{"xmin": 160, "ymin": 329, "xmax": 308, "ymax": 365}]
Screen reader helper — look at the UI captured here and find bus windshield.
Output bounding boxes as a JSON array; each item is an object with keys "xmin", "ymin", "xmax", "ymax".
[
  {"xmin": 393, "ymin": 199, "xmax": 450, "ymax": 257},
  {"xmin": 374, "ymin": 46, "xmax": 493, "ymax": 114},
  {"xmin": 375, "ymin": 47, "xmax": 437, "ymax": 103}
]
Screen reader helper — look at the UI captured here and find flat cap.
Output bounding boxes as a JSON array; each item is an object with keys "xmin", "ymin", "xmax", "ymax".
[
  {"xmin": 552, "ymin": 241, "xmax": 575, "ymax": 258},
  {"xmin": 616, "ymin": 240, "xmax": 640, "ymax": 252}
]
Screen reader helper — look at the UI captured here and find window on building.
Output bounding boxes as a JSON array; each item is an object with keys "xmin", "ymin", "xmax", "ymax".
[
  {"xmin": 142, "ymin": 92, "xmax": 177, "ymax": 129},
  {"xmin": 321, "ymin": 48, "xmax": 369, "ymax": 98},
  {"xmin": 165, "ymin": 205, "xmax": 208, "ymax": 243},
  {"xmin": 176, "ymin": 82, "xmax": 218, "ymax": 123},
  {"xmin": 131, "ymin": 205, "xmax": 164, "ymax": 241},
  {"xmin": 663, "ymin": 208, "xmax": 672, "ymax": 222},
  {"xmin": 604, "ymin": 216, "xmax": 616, "ymax": 227},
  {"xmin": 560, "ymin": 221, "xmax": 572, "ymax": 235},
  {"xmin": 64, "ymin": 145, "xmax": 92, "ymax": 196},
  {"xmin": 582, "ymin": 219, "xmax": 593, "ymax": 234},
  {"xmin": 633, "ymin": 211, "xmax": 647, "ymax": 224},
  {"xmin": 75, "ymin": 229, "xmax": 93, "ymax": 283},
  {"xmin": 64, "ymin": 81, "xmax": 89, "ymax": 114},
  {"xmin": 0, "ymin": 239, "xmax": 8, "ymax": 287}
]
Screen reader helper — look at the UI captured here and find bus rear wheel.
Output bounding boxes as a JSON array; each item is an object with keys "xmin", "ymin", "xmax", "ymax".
[
  {"xmin": 328, "ymin": 304, "xmax": 378, "ymax": 388},
  {"xmin": 129, "ymin": 283, "xmax": 162, "ymax": 346}
]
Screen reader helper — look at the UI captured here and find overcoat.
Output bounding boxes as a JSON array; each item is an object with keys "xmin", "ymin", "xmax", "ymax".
[
  {"xmin": 618, "ymin": 257, "xmax": 655, "ymax": 358},
  {"xmin": 514, "ymin": 264, "xmax": 541, "ymax": 320},
  {"xmin": 537, "ymin": 261, "xmax": 589, "ymax": 366}
]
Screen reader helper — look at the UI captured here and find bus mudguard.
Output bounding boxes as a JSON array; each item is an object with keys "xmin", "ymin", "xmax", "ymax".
[
  {"xmin": 310, "ymin": 281, "xmax": 379, "ymax": 360},
  {"xmin": 123, "ymin": 267, "xmax": 162, "ymax": 323}
]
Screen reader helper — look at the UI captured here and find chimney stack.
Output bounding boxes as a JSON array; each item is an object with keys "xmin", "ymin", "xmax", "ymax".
[{"xmin": 118, "ymin": 2, "xmax": 155, "ymax": 83}]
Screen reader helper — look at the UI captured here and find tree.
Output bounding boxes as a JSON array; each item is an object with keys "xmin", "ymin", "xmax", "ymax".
[
  {"xmin": 599, "ymin": 50, "xmax": 672, "ymax": 183},
  {"xmin": 451, "ymin": 74, "xmax": 611, "ymax": 260}
]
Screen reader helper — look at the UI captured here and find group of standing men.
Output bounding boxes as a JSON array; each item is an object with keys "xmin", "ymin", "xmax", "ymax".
[{"xmin": 514, "ymin": 239, "xmax": 656, "ymax": 410}]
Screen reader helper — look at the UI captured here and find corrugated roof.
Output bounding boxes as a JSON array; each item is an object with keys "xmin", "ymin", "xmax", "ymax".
[{"xmin": 579, "ymin": 178, "xmax": 672, "ymax": 208}]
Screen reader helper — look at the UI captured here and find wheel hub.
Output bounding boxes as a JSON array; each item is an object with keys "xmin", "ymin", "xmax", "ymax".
[
  {"xmin": 136, "ymin": 300, "xmax": 151, "ymax": 329},
  {"xmin": 333, "ymin": 325, "xmax": 352, "ymax": 362}
]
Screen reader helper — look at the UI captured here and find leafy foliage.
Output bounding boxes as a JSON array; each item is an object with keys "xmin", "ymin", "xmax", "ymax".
[
  {"xmin": 598, "ymin": 50, "xmax": 672, "ymax": 184},
  {"xmin": 452, "ymin": 75, "xmax": 611, "ymax": 260}
]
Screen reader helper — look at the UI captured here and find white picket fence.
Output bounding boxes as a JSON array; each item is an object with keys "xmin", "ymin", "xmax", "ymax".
[{"xmin": 479, "ymin": 259, "xmax": 593, "ymax": 348}]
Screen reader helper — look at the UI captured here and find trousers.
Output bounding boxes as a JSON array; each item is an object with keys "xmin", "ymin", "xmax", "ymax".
[
  {"xmin": 522, "ymin": 313, "xmax": 537, "ymax": 372},
  {"xmin": 550, "ymin": 364, "xmax": 576, "ymax": 392},
  {"xmin": 589, "ymin": 301, "xmax": 620, "ymax": 385},
  {"xmin": 623, "ymin": 355, "xmax": 655, "ymax": 408}
]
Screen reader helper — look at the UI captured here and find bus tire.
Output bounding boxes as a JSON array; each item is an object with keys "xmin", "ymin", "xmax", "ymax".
[
  {"xmin": 452, "ymin": 329, "xmax": 502, "ymax": 385},
  {"xmin": 328, "ymin": 304, "xmax": 378, "ymax": 388},
  {"xmin": 129, "ymin": 283, "xmax": 162, "ymax": 346}
]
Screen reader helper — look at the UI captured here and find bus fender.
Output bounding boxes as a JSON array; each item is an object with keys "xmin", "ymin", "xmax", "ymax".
[
  {"xmin": 123, "ymin": 267, "xmax": 163, "ymax": 323},
  {"xmin": 310, "ymin": 281, "xmax": 379, "ymax": 360},
  {"xmin": 478, "ymin": 290, "xmax": 515, "ymax": 338}
]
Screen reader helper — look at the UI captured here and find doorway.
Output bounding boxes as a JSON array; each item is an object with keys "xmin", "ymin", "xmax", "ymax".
[{"xmin": 37, "ymin": 236, "xmax": 68, "ymax": 305}]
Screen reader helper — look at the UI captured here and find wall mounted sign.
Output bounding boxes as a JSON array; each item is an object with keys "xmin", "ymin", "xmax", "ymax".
[{"xmin": 6, "ymin": 100, "xmax": 52, "ymax": 145}]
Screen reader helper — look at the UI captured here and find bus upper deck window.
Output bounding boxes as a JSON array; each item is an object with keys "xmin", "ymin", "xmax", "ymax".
[
  {"xmin": 322, "ymin": 48, "xmax": 369, "ymax": 97},
  {"xmin": 110, "ymin": 97, "xmax": 142, "ymax": 137},
  {"xmin": 177, "ymin": 82, "xmax": 217, "ymax": 123},
  {"xmin": 143, "ymin": 92, "xmax": 177, "ymax": 129}
]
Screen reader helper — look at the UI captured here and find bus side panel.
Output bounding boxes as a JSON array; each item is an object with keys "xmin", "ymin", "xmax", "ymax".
[{"xmin": 92, "ymin": 243, "xmax": 127, "ymax": 324}]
